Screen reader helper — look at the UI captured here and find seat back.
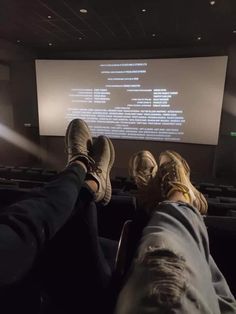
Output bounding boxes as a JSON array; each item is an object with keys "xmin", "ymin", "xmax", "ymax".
[{"xmin": 204, "ymin": 216, "xmax": 236, "ymax": 296}]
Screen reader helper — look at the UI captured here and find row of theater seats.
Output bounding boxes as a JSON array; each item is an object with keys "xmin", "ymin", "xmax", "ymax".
[
  {"xmin": 111, "ymin": 176, "xmax": 236, "ymax": 217},
  {"xmin": 0, "ymin": 165, "xmax": 58, "ymax": 188},
  {"xmin": 1, "ymin": 165, "xmax": 236, "ymax": 199},
  {"xmin": 112, "ymin": 176, "xmax": 236, "ymax": 195},
  {"xmin": 1, "ymin": 168, "xmax": 236, "ymax": 217}
]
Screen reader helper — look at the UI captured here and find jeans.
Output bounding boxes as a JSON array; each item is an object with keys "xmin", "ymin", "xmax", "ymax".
[{"xmin": 115, "ymin": 202, "xmax": 236, "ymax": 314}]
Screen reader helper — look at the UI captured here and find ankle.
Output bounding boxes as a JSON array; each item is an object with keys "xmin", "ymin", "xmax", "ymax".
[
  {"xmin": 84, "ymin": 179, "xmax": 99, "ymax": 193},
  {"xmin": 72, "ymin": 160, "xmax": 87, "ymax": 172},
  {"xmin": 167, "ymin": 191, "xmax": 190, "ymax": 203}
]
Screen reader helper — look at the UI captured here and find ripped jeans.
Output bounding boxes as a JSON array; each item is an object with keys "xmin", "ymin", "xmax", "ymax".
[{"xmin": 115, "ymin": 202, "xmax": 236, "ymax": 314}]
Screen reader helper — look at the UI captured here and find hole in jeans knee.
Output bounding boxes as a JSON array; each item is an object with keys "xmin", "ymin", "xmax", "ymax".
[{"xmin": 138, "ymin": 247, "xmax": 186, "ymax": 308}]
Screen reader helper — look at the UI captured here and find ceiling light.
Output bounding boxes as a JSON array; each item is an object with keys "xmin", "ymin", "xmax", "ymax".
[
  {"xmin": 197, "ymin": 36, "xmax": 202, "ymax": 41},
  {"xmin": 141, "ymin": 9, "xmax": 146, "ymax": 12},
  {"xmin": 78, "ymin": 37, "xmax": 83, "ymax": 40},
  {"xmin": 48, "ymin": 42, "xmax": 53, "ymax": 46},
  {"xmin": 233, "ymin": 30, "xmax": 236, "ymax": 34},
  {"xmin": 210, "ymin": 1, "xmax": 215, "ymax": 5},
  {"xmin": 16, "ymin": 39, "xmax": 21, "ymax": 43},
  {"xmin": 80, "ymin": 8, "xmax": 88, "ymax": 13},
  {"xmin": 152, "ymin": 33, "xmax": 156, "ymax": 37},
  {"xmin": 47, "ymin": 15, "xmax": 52, "ymax": 19}
]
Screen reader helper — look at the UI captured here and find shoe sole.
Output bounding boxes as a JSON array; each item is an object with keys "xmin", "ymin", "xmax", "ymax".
[
  {"xmin": 161, "ymin": 150, "xmax": 208, "ymax": 214},
  {"xmin": 65, "ymin": 119, "xmax": 92, "ymax": 152},
  {"xmin": 102, "ymin": 136, "xmax": 115, "ymax": 205},
  {"xmin": 129, "ymin": 150, "xmax": 157, "ymax": 178}
]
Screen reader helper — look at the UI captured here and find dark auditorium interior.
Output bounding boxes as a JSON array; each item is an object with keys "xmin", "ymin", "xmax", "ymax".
[{"xmin": 1, "ymin": 0, "xmax": 236, "ymax": 313}]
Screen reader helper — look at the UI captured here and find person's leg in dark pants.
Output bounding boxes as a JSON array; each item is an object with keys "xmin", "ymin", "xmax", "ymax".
[
  {"xmin": 0, "ymin": 162, "xmax": 87, "ymax": 312},
  {"xmin": 0, "ymin": 161, "xmax": 88, "ymax": 286},
  {"xmin": 78, "ymin": 186, "xmax": 116, "ymax": 288},
  {"xmin": 41, "ymin": 185, "xmax": 117, "ymax": 314},
  {"xmin": 0, "ymin": 119, "xmax": 116, "ymax": 314}
]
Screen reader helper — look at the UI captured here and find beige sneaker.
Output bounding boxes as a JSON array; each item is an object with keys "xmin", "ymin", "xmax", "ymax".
[
  {"xmin": 129, "ymin": 151, "xmax": 158, "ymax": 189},
  {"xmin": 129, "ymin": 151, "xmax": 161, "ymax": 214},
  {"xmin": 88, "ymin": 135, "xmax": 115, "ymax": 206},
  {"xmin": 159, "ymin": 150, "xmax": 208, "ymax": 215},
  {"xmin": 65, "ymin": 119, "xmax": 96, "ymax": 170}
]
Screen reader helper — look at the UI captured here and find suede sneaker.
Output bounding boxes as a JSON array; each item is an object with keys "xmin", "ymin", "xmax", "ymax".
[
  {"xmin": 129, "ymin": 151, "xmax": 161, "ymax": 214},
  {"xmin": 159, "ymin": 150, "xmax": 208, "ymax": 214},
  {"xmin": 129, "ymin": 151, "xmax": 158, "ymax": 189},
  {"xmin": 88, "ymin": 135, "xmax": 115, "ymax": 205},
  {"xmin": 65, "ymin": 119, "xmax": 95, "ymax": 170}
]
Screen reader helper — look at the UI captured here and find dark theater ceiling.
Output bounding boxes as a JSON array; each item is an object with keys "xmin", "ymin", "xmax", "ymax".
[{"xmin": 0, "ymin": 0, "xmax": 236, "ymax": 52}]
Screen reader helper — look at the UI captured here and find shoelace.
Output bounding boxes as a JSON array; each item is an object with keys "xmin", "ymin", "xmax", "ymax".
[
  {"xmin": 65, "ymin": 144, "xmax": 103, "ymax": 175},
  {"xmin": 135, "ymin": 173, "xmax": 153, "ymax": 189},
  {"xmin": 89, "ymin": 162, "xmax": 102, "ymax": 175}
]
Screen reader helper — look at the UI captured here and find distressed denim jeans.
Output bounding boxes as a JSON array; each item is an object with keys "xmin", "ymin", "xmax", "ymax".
[{"xmin": 115, "ymin": 202, "xmax": 236, "ymax": 314}]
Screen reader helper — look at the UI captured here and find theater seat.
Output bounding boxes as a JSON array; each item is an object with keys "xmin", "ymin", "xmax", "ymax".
[
  {"xmin": 115, "ymin": 220, "xmax": 133, "ymax": 279},
  {"xmin": 207, "ymin": 201, "xmax": 236, "ymax": 216},
  {"xmin": 204, "ymin": 187, "xmax": 223, "ymax": 197},
  {"xmin": 204, "ymin": 216, "xmax": 236, "ymax": 296},
  {"xmin": 97, "ymin": 195, "xmax": 136, "ymax": 240}
]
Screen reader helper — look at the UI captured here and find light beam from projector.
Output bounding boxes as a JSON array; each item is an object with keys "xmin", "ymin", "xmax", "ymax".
[{"xmin": 0, "ymin": 123, "xmax": 58, "ymax": 167}]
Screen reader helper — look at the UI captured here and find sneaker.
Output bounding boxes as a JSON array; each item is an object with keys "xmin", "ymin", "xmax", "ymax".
[
  {"xmin": 129, "ymin": 151, "xmax": 161, "ymax": 214},
  {"xmin": 88, "ymin": 135, "xmax": 115, "ymax": 205},
  {"xmin": 129, "ymin": 151, "xmax": 158, "ymax": 189},
  {"xmin": 65, "ymin": 119, "xmax": 95, "ymax": 170},
  {"xmin": 159, "ymin": 150, "xmax": 208, "ymax": 214}
]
